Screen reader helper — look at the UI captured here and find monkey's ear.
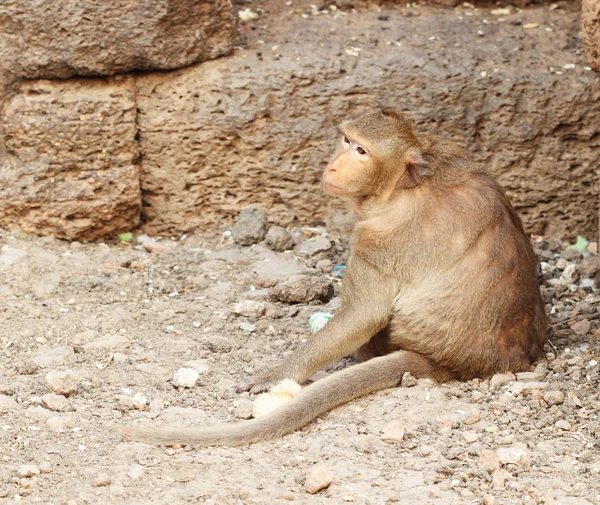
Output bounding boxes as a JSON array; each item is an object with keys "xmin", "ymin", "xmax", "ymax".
[{"xmin": 401, "ymin": 148, "xmax": 430, "ymax": 188}]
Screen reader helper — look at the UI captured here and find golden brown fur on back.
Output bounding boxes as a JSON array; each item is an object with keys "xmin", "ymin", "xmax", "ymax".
[{"xmin": 117, "ymin": 110, "xmax": 546, "ymax": 448}]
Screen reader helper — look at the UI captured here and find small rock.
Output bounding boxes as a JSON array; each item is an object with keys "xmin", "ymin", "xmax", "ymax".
[
  {"xmin": 128, "ymin": 465, "xmax": 145, "ymax": 480},
  {"xmin": 543, "ymin": 390, "xmax": 565, "ymax": 405},
  {"xmin": 239, "ymin": 323, "xmax": 256, "ymax": 332},
  {"xmin": 497, "ymin": 447, "xmax": 532, "ymax": 468},
  {"xmin": 113, "ymin": 352, "xmax": 129, "ymax": 363},
  {"xmin": 305, "ymin": 464, "xmax": 334, "ymax": 494},
  {"xmin": 296, "ymin": 236, "xmax": 332, "ymax": 256},
  {"xmin": 41, "ymin": 393, "xmax": 72, "ymax": 412},
  {"xmin": 183, "ymin": 360, "xmax": 210, "ymax": 375},
  {"xmin": 464, "ymin": 409, "xmax": 481, "ymax": 425},
  {"xmin": 232, "ymin": 300, "xmax": 266, "ymax": 318},
  {"xmin": 401, "ymin": 372, "xmax": 418, "ymax": 387},
  {"xmin": 571, "ymin": 319, "xmax": 591, "ymax": 336},
  {"xmin": 131, "ymin": 393, "xmax": 148, "ymax": 410},
  {"xmin": 71, "ymin": 330, "xmax": 98, "ymax": 345},
  {"xmin": 270, "ymin": 275, "xmax": 334, "ymax": 304},
  {"xmin": 234, "ymin": 399, "xmax": 254, "ymax": 419},
  {"xmin": 252, "ymin": 256, "xmax": 306, "ymax": 281},
  {"xmin": 555, "ymin": 420, "xmax": 572, "ymax": 431},
  {"xmin": 18, "ymin": 465, "xmax": 40, "ymax": 478},
  {"xmin": 172, "ymin": 368, "xmax": 200, "ymax": 388},
  {"xmin": 479, "ymin": 449, "xmax": 501, "ymax": 473},
  {"xmin": 31, "ymin": 346, "xmax": 74, "ymax": 368},
  {"xmin": 490, "ymin": 372, "xmax": 516, "ymax": 389},
  {"xmin": 83, "ymin": 334, "xmax": 131, "ymax": 351},
  {"xmin": 46, "ymin": 370, "xmax": 77, "ymax": 396},
  {"xmin": 265, "ymin": 226, "xmax": 294, "ymax": 251},
  {"xmin": 381, "ymin": 421, "xmax": 405, "ymax": 443},
  {"xmin": 556, "ymin": 498, "xmax": 594, "ymax": 505},
  {"xmin": 559, "ymin": 264, "xmax": 579, "ymax": 284},
  {"xmin": 0, "ymin": 394, "xmax": 19, "ymax": 412},
  {"xmin": 492, "ymin": 469, "xmax": 508, "ymax": 488},
  {"xmin": 0, "ymin": 248, "xmax": 28, "ymax": 266},
  {"xmin": 93, "ymin": 474, "xmax": 111, "ymax": 487},
  {"xmin": 462, "ymin": 431, "xmax": 479, "ymax": 443},
  {"xmin": 233, "ymin": 207, "xmax": 268, "ymax": 246}
]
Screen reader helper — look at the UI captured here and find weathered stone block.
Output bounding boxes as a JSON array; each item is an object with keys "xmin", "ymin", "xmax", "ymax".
[
  {"xmin": 583, "ymin": 0, "xmax": 600, "ymax": 71},
  {"xmin": 136, "ymin": 6, "xmax": 599, "ymax": 239},
  {"xmin": 0, "ymin": 0, "xmax": 237, "ymax": 79},
  {"xmin": 0, "ymin": 77, "xmax": 140, "ymax": 240}
]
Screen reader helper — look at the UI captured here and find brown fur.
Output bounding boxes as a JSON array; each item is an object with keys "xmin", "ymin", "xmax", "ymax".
[{"xmin": 116, "ymin": 110, "xmax": 546, "ymax": 447}]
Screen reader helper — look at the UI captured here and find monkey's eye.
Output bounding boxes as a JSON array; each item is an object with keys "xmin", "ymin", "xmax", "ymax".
[
  {"xmin": 356, "ymin": 146, "xmax": 368, "ymax": 156},
  {"xmin": 342, "ymin": 136, "xmax": 351, "ymax": 147}
]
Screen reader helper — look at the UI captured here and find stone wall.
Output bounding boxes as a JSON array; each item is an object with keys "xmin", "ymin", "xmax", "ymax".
[{"xmin": 583, "ymin": 0, "xmax": 600, "ymax": 70}]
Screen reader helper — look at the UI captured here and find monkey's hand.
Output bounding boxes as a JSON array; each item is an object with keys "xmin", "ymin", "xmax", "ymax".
[{"xmin": 235, "ymin": 366, "xmax": 286, "ymax": 394}]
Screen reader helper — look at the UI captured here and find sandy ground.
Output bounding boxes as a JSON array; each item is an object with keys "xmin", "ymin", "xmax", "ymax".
[{"xmin": 0, "ymin": 219, "xmax": 598, "ymax": 505}]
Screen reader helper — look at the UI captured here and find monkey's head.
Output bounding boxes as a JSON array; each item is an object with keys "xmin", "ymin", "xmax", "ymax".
[{"xmin": 323, "ymin": 109, "xmax": 429, "ymax": 202}]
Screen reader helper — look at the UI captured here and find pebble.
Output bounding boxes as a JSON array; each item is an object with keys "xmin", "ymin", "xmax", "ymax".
[
  {"xmin": 381, "ymin": 421, "xmax": 405, "ymax": 443},
  {"xmin": 296, "ymin": 236, "xmax": 332, "ymax": 256},
  {"xmin": 305, "ymin": 464, "xmax": 334, "ymax": 494},
  {"xmin": 265, "ymin": 226, "xmax": 294, "ymax": 251},
  {"xmin": 46, "ymin": 370, "xmax": 77, "ymax": 396},
  {"xmin": 269, "ymin": 275, "xmax": 334, "ymax": 303},
  {"xmin": 0, "ymin": 394, "xmax": 19, "ymax": 412},
  {"xmin": 41, "ymin": 393, "xmax": 72, "ymax": 412},
  {"xmin": 232, "ymin": 300, "xmax": 266, "ymax": 318},
  {"xmin": 543, "ymin": 390, "xmax": 565, "ymax": 405},
  {"xmin": 555, "ymin": 420, "xmax": 572, "ymax": 431},
  {"xmin": 234, "ymin": 399, "xmax": 254, "ymax": 419},
  {"xmin": 479, "ymin": 449, "xmax": 501, "ymax": 472},
  {"xmin": 128, "ymin": 465, "xmax": 145, "ymax": 480},
  {"xmin": 93, "ymin": 474, "xmax": 111, "ymax": 487},
  {"xmin": 172, "ymin": 368, "xmax": 200, "ymax": 388},
  {"xmin": 239, "ymin": 323, "xmax": 257, "ymax": 332},
  {"xmin": 464, "ymin": 409, "xmax": 481, "ymax": 425},
  {"xmin": 570, "ymin": 319, "xmax": 591, "ymax": 336},
  {"xmin": 18, "ymin": 465, "xmax": 40, "ymax": 478},
  {"xmin": 490, "ymin": 372, "xmax": 516, "ymax": 389},
  {"xmin": 497, "ymin": 447, "xmax": 532, "ymax": 468},
  {"xmin": 233, "ymin": 207, "xmax": 268, "ymax": 246},
  {"xmin": 461, "ymin": 431, "xmax": 479, "ymax": 443},
  {"xmin": 131, "ymin": 393, "xmax": 148, "ymax": 410}
]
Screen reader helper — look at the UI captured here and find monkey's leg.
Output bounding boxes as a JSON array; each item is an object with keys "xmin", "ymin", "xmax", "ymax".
[
  {"xmin": 117, "ymin": 350, "xmax": 453, "ymax": 447},
  {"xmin": 353, "ymin": 327, "xmax": 401, "ymax": 362}
]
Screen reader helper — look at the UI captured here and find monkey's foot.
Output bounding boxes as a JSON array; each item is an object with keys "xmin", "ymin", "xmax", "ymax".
[{"xmin": 235, "ymin": 376, "xmax": 277, "ymax": 395}]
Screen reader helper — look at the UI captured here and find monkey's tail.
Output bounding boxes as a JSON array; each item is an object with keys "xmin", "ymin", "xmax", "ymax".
[{"xmin": 115, "ymin": 350, "xmax": 441, "ymax": 447}]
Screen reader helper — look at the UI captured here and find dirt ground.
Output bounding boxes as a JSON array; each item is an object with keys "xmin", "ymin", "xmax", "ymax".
[{"xmin": 0, "ymin": 216, "xmax": 598, "ymax": 505}]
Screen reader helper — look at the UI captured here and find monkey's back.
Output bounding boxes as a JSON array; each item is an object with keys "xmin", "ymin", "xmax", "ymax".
[{"xmin": 385, "ymin": 172, "xmax": 546, "ymax": 379}]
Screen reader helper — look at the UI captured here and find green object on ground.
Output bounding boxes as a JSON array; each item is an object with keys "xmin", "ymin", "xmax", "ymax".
[
  {"xmin": 309, "ymin": 312, "xmax": 333, "ymax": 333},
  {"xmin": 118, "ymin": 232, "xmax": 134, "ymax": 243},
  {"xmin": 571, "ymin": 235, "xmax": 589, "ymax": 253}
]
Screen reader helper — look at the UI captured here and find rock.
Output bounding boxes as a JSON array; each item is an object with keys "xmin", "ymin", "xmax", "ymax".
[
  {"xmin": 381, "ymin": 422, "xmax": 406, "ymax": 443},
  {"xmin": 555, "ymin": 420, "xmax": 572, "ymax": 431},
  {"xmin": 305, "ymin": 464, "xmax": 334, "ymax": 494},
  {"xmin": 0, "ymin": 78, "xmax": 141, "ymax": 240},
  {"xmin": 582, "ymin": 0, "xmax": 600, "ymax": 71},
  {"xmin": 497, "ymin": 447, "xmax": 532, "ymax": 468},
  {"xmin": 296, "ymin": 236, "xmax": 332, "ymax": 256},
  {"xmin": 134, "ymin": 9, "xmax": 598, "ymax": 241},
  {"xmin": 234, "ymin": 399, "xmax": 254, "ymax": 420},
  {"xmin": 183, "ymin": 360, "xmax": 210, "ymax": 375},
  {"xmin": 0, "ymin": 0, "xmax": 237, "ymax": 79},
  {"xmin": 581, "ymin": 256, "xmax": 600, "ymax": 281},
  {"xmin": 490, "ymin": 372, "xmax": 516, "ymax": 389},
  {"xmin": 41, "ymin": 393, "xmax": 72, "ymax": 412},
  {"xmin": 464, "ymin": 409, "xmax": 481, "ymax": 425},
  {"xmin": 232, "ymin": 207, "xmax": 268, "ymax": 246},
  {"xmin": 239, "ymin": 323, "xmax": 257, "ymax": 333},
  {"xmin": 571, "ymin": 319, "xmax": 591, "ymax": 336},
  {"xmin": 556, "ymin": 498, "xmax": 594, "ymax": 505},
  {"xmin": 515, "ymin": 370, "xmax": 545, "ymax": 382},
  {"xmin": 18, "ymin": 465, "xmax": 40, "ymax": 478},
  {"xmin": 252, "ymin": 257, "xmax": 306, "ymax": 282},
  {"xmin": 543, "ymin": 390, "xmax": 565, "ymax": 406},
  {"xmin": 93, "ymin": 474, "xmax": 111, "ymax": 487},
  {"xmin": 128, "ymin": 465, "xmax": 145, "ymax": 480},
  {"xmin": 232, "ymin": 300, "xmax": 266, "ymax": 318},
  {"xmin": 71, "ymin": 330, "xmax": 98, "ymax": 346},
  {"xmin": 131, "ymin": 393, "xmax": 148, "ymax": 410},
  {"xmin": 270, "ymin": 275, "xmax": 334, "ymax": 304},
  {"xmin": 172, "ymin": 368, "xmax": 200, "ymax": 388},
  {"xmin": 0, "ymin": 394, "xmax": 19, "ymax": 412},
  {"xmin": 559, "ymin": 264, "xmax": 579, "ymax": 284},
  {"xmin": 401, "ymin": 372, "xmax": 418, "ymax": 387},
  {"xmin": 265, "ymin": 226, "xmax": 294, "ymax": 252},
  {"xmin": 461, "ymin": 431, "xmax": 479, "ymax": 444},
  {"xmin": 46, "ymin": 370, "xmax": 77, "ymax": 396},
  {"xmin": 479, "ymin": 449, "xmax": 501, "ymax": 473},
  {"xmin": 0, "ymin": 248, "xmax": 27, "ymax": 266},
  {"xmin": 31, "ymin": 346, "xmax": 74, "ymax": 368},
  {"xmin": 492, "ymin": 469, "xmax": 509, "ymax": 489},
  {"xmin": 83, "ymin": 334, "xmax": 131, "ymax": 351}
]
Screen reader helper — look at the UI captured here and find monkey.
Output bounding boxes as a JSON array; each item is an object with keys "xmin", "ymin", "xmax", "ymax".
[{"xmin": 116, "ymin": 109, "xmax": 546, "ymax": 447}]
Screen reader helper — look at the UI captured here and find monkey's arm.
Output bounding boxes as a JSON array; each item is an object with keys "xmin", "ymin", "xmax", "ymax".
[{"xmin": 238, "ymin": 257, "xmax": 397, "ymax": 393}]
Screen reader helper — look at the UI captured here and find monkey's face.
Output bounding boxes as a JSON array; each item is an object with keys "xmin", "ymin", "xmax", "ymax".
[{"xmin": 323, "ymin": 134, "xmax": 376, "ymax": 198}]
